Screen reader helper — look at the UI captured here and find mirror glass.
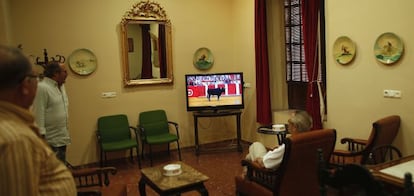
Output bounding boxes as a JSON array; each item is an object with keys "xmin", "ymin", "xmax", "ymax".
[{"xmin": 121, "ymin": 1, "xmax": 173, "ymax": 86}]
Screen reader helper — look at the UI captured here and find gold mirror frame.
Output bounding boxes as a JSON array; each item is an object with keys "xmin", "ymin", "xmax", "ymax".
[{"xmin": 120, "ymin": 1, "xmax": 173, "ymax": 86}]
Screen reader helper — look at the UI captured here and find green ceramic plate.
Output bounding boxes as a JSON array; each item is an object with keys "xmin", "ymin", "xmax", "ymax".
[
  {"xmin": 374, "ymin": 32, "xmax": 404, "ymax": 65},
  {"xmin": 193, "ymin": 47, "xmax": 214, "ymax": 70}
]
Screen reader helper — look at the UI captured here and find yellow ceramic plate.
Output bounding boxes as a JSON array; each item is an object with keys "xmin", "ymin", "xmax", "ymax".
[
  {"xmin": 68, "ymin": 48, "xmax": 97, "ymax": 75},
  {"xmin": 374, "ymin": 32, "xmax": 404, "ymax": 65},
  {"xmin": 333, "ymin": 36, "xmax": 356, "ymax": 65}
]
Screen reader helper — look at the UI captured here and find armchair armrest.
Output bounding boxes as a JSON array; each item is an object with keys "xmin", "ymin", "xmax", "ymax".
[
  {"xmin": 241, "ymin": 159, "xmax": 280, "ymax": 191},
  {"xmin": 330, "ymin": 137, "xmax": 368, "ymax": 167},
  {"xmin": 130, "ymin": 126, "xmax": 141, "ymax": 148},
  {"xmin": 168, "ymin": 121, "xmax": 180, "ymax": 138},
  {"xmin": 96, "ymin": 131, "xmax": 101, "ymax": 143},
  {"xmin": 168, "ymin": 121, "xmax": 178, "ymax": 127},
  {"xmin": 129, "ymin": 126, "xmax": 137, "ymax": 132},
  {"xmin": 137, "ymin": 124, "xmax": 145, "ymax": 138},
  {"xmin": 340, "ymin": 137, "xmax": 368, "ymax": 152},
  {"xmin": 129, "ymin": 126, "xmax": 139, "ymax": 138},
  {"xmin": 330, "ymin": 149, "xmax": 364, "ymax": 167}
]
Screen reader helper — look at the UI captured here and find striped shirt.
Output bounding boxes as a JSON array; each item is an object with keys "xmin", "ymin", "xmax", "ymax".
[{"xmin": 0, "ymin": 101, "xmax": 76, "ymax": 195}]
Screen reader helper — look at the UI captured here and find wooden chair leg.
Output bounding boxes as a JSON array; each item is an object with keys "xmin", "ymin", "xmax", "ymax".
[
  {"xmin": 129, "ymin": 148, "xmax": 133, "ymax": 161},
  {"xmin": 149, "ymin": 145, "xmax": 153, "ymax": 166},
  {"xmin": 136, "ymin": 147, "xmax": 141, "ymax": 169},
  {"xmin": 103, "ymin": 152, "xmax": 107, "ymax": 167},
  {"xmin": 177, "ymin": 141, "xmax": 182, "ymax": 161},
  {"xmin": 100, "ymin": 150, "xmax": 103, "ymax": 167},
  {"xmin": 141, "ymin": 143, "xmax": 145, "ymax": 160}
]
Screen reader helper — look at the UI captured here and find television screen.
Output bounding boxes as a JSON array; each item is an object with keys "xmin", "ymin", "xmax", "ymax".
[{"xmin": 185, "ymin": 72, "xmax": 244, "ymax": 112}]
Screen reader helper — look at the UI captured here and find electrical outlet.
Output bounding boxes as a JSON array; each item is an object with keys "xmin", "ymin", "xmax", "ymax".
[
  {"xmin": 383, "ymin": 90, "xmax": 401, "ymax": 98},
  {"xmin": 394, "ymin": 90, "xmax": 402, "ymax": 98},
  {"xmin": 383, "ymin": 90, "xmax": 391, "ymax": 97},
  {"xmin": 101, "ymin": 92, "xmax": 116, "ymax": 98}
]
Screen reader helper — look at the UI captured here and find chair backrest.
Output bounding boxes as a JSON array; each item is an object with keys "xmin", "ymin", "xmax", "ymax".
[
  {"xmin": 362, "ymin": 115, "xmax": 401, "ymax": 164},
  {"xmin": 275, "ymin": 129, "xmax": 337, "ymax": 196},
  {"xmin": 139, "ymin": 110, "xmax": 169, "ymax": 137},
  {"xmin": 97, "ymin": 114, "xmax": 132, "ymax": 143}
]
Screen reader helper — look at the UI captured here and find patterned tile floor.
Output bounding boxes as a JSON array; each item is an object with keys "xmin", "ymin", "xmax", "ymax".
[{"xmin": 100, "ymin": 142, "xmax": 249, "ymax": 196}]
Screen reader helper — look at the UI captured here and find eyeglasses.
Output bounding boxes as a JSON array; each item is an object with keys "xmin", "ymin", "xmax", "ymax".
[{"xmin": 26, "ymin": 74, "xmax": 44, "ymax": 82}]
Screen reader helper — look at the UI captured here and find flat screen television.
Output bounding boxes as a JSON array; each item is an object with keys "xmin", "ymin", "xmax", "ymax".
[{"xmin": 185, "ymin": 72, "xmax": 244, "ymax": 112}]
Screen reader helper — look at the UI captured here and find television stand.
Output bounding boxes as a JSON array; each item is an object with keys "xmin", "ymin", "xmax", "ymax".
[
  {"xmin": 192, "ymin": 110, "xmax": 243, "ymax": 155},
  {"xmin": 197, "ymin": 109, "xmax": 232, "ymax": 114}
]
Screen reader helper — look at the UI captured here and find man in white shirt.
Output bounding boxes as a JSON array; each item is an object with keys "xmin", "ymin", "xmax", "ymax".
[
  {"xmin": 245, "ymin": 110, "xmax": 313, "ymax": 169},
  {"xmin": 32, "ymin": 62, "xmax": 70, "ymax": 164}
]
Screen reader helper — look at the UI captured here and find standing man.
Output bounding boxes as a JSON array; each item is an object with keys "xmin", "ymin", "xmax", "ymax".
[
  {"xmin": 32, "ymin": 61, "xmax": 71, "ymax": 164},
  {"xmin": 0, "ymin": 45, "xmax": 76, "ymax": 195}
]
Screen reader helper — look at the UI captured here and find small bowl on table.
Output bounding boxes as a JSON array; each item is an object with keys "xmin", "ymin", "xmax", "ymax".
[{"xmin": 163, "ymin": 164, "xmax": 182, "ymax": 176}]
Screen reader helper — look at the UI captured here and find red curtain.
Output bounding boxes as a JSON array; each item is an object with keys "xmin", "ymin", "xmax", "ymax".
[
  {"xmin": 141, "ymin": 24, "xmax": 152, "ymax": 79},
  {"xmin": 302, "ymin": 0, "xmax": 322, "ymax": 129},
  {"xmin": 158, "ymin": 24, "xmax": 167, "ymax": 78},
  {"xmin": 254, "ymin": 0, "xmax": 272, "ymax": 124}
]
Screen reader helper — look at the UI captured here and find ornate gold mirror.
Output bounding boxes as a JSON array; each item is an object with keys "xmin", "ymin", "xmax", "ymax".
[{"xmin": 121, "ymin": 1, "xmax": 173, "ymax": 86}]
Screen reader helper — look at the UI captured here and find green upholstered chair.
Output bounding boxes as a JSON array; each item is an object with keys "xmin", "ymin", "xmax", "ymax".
[
  {"xmin": 138, "ymin": 109, "xmax": 182, "ymax": 166},
  {"xmin": 97, "ymin": 114, "xmax": 141, "ymax": 168}
]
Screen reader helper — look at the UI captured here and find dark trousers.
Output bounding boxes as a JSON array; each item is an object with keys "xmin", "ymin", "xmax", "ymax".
[{"xmin": 51, "ymin": 145, "xmax": 67, "ymax": 164}]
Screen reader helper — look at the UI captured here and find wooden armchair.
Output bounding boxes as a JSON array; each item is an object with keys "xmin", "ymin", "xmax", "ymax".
[
  {"xmin": 235, "ymin": 129, "xmax": 336, "ymax": 196},
  {"xmin": 320, "ymin": 150, "xmax": 413, "ymax": 196},
  {"xmin": 319, "ymin": 150, "xmax": 388, "ymax": 196},
  {"xmin": 403, "ymin": 173, "xmax": 414, "ymax": 196},
  {"xmin": 330, "ymin": 115, "xmax": 400, "ymax": 167},
  {"xmin": 366, "ymin": 144, "xmax": 402, "ymax": 165},
  {"xmin": 71, "ymin": 166, "xmax": 117, "ymax": 196}
]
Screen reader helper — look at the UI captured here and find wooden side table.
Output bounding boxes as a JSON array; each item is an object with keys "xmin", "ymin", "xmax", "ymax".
[
  {"xmin": 257, "ymin": 125, "xmax": 289, "ymax": 145},
  {"xmin": 368, "ymin": 155, "xmax": 414, "ymax": 188},
  {"xmin": 139, "ymin": 161, "xmax": 209, "ymax": 195}
]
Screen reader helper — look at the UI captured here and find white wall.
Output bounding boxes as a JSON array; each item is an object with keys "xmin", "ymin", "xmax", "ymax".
[
  {"xmin": 5, "ymin": 0, "xmax": 414, "ymax": 165},
  {"xmin": 325, "ymin": 0, "xmax": 414, "ymax": 156},
  {"xmin": 0, "ymin": 0, "xmax": 11, "ymax": 44},
  {"xmin": 6, "ymin": 0, "xmax": 257, "ymax": 165}
]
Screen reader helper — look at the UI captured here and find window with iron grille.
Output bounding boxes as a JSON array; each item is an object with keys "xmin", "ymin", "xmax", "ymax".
[
  {"xmin": 284, "ymin": 0, "xmax": 326, "ymax": 111},
  {"xmin": 285, "ymin": 0, "xmax": 308, "ymax": 82}
]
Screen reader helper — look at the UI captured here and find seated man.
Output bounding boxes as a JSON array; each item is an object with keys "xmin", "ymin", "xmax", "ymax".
[{"xmin": 245, "ymin": 110, "xmax": 313, "ymax": 169}]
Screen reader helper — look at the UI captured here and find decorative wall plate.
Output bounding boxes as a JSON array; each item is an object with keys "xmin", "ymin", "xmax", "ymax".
[
  {"xmin": 374, "ymin": 32, "xmax": 404, "ymax": 65},
  {"xmin": 193, "ymin": 47, "xmax": 214, "ymax": 70},
  {"xmin": 333, "ymin": 36, "xmax": 356, "ymax": 65},
  {"xmin": 68, "ymin": 48, "xmax": 97, "ymax": 75}
]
